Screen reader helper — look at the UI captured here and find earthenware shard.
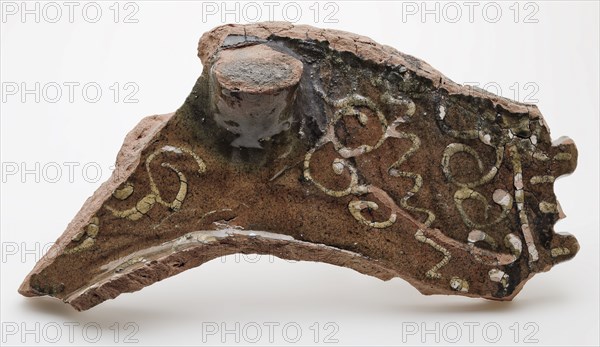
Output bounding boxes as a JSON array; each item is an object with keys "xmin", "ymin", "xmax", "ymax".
[{"xmin": 20, "ymin": 22, "xmax": 578, "ymax": 311}]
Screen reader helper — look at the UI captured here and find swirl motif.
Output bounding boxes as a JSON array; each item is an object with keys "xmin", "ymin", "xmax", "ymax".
[
  {"xmin": 436, "ymin": 100, "xmax": 535, "ymax": 267},
  {"xmin": 305, "ymin": 82, "xmax": 452, "ymax": 278},
  {"xmin": 106, "ymin": 145, "xmax": 206, "ymax": 221}
]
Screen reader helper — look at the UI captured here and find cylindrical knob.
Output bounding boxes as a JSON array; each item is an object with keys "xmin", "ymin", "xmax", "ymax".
[{"xmin": 210, "ymin": 44, "xmax": 303, "ymax": 148}]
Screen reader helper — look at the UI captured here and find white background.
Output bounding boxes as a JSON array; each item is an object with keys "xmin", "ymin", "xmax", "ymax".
[{"xmin": 1, "ymin": 1, "xmax": 598, "ymax": 346}]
